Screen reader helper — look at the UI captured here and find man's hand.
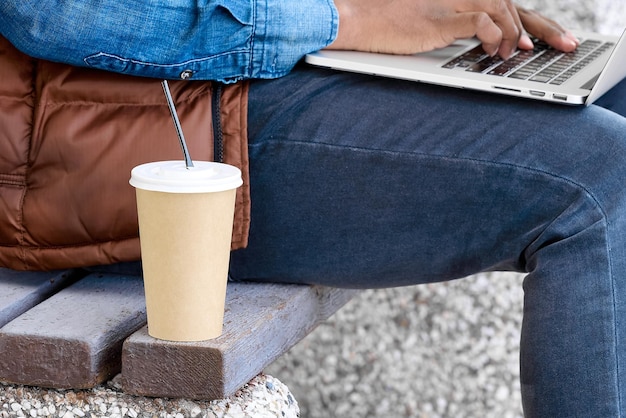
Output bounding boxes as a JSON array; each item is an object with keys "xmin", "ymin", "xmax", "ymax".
[
  {"xmin": 516, "ymin": 7, "xmax": 579, "ymax": 52},
  {"xmin": 328, "ymin": 0, "xmax": 579, "ymax": 59}
]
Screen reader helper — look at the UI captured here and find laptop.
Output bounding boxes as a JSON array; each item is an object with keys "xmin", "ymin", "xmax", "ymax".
[{"xmin": 305, "ymin": 29, "xmax": 626, "ymax": 106}]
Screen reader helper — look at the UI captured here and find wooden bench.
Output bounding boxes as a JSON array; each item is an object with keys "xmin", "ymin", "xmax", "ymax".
[{"xmin": 0, "ymin": 267, "xmax": 357, "ymax": 400}]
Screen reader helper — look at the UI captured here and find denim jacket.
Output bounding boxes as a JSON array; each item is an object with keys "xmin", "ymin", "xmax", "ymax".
[{"xmin": 0, "ymin": 0, "xmax": 338, "ymax": 82}]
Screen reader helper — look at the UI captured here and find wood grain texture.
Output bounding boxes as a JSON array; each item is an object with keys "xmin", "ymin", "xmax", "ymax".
[
  {"xmin": 0, "ymin": 273, "xmax": 146, "ymax": 388},
  {"xmin": 0, "ymin": 267, "xmax": 356, "ymax": 400},
  {"xmin": 122, "ymin": 282, "xmax": 358, "ymax": 400},
  {"xmin": 0, "ymin": 268, "xmax": 82, "ymax": 327}
]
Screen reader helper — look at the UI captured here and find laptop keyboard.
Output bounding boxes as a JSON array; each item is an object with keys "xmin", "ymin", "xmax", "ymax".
[{"xmin": 442, "ymin": 38, "xmax": 614, "ymax": 85}]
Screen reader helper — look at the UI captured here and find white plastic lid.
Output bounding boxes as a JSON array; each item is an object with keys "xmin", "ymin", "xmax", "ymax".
[{"xmin": 129, "ymin": 161, "xmax": 242, "ymax": 193}]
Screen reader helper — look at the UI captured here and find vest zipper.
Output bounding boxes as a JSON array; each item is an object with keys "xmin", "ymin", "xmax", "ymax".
[{"xmin": 212, "ymin": 82, "xmax": 224, "ymax": 163}]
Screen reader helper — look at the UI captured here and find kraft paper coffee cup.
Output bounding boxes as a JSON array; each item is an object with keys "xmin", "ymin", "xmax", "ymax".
[{"xmin": 130, "ymin": 160, "xmax": 242, "ymax": 341}]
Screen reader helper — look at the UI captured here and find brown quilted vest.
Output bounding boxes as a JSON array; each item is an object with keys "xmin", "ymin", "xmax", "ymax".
[{"xmin": 0, "ymin": 36, "xmax": 250, "ymax": 271}]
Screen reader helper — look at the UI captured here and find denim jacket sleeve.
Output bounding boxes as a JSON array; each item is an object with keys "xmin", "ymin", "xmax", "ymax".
[{"xmin": 0, "ymin": 0, "xmax": 338, "ymax": 82}]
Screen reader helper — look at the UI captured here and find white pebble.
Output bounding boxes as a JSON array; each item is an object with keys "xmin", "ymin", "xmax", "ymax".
[
  {"xmin": 495, "ymin": 385, "xmax": 510, "ymax": 401},
  {"xmin": 72, "ymin": 408, "xmax": 85, "ymax": 417}
]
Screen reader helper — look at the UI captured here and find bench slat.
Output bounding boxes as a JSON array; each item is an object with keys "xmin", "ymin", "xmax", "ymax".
[
  {"xmin": 122, "ymin": 282, "xmax": 358, "ymax": 400},
  {"xmin": 0, "ymin": 268, "xmax": 357, "ymax": 400},
  {"xmin": 0, "ymin": 268, "xmax": 81, "ymax": 328},
  {"xmin": 0, "ymin": 273, "xmax": 146, "ymax": 389}
]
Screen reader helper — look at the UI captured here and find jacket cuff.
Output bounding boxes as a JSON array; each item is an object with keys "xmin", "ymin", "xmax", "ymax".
[{"xmin": 248, "ymin": 0, "xmax": 339, "ymax": 79}]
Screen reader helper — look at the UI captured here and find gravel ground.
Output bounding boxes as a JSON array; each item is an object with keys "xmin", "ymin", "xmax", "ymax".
[
  {"xmin": 266, "ymin": 273, "xmax": 526, "ymax": 418},
  {"xmin": 0, "ymin": 374, "xmax": 299, "ymax": 418},
  {"xmin": 265, "ymin": 3, "xmax": 626, "ymax": 418}
]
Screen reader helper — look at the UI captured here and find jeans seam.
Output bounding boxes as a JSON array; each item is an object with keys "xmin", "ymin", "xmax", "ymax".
[{"xmin": 261, "ymin": 137, "xmax": 609, "ymax": 218}]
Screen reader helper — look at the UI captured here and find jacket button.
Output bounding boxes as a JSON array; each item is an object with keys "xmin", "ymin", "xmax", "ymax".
[{"xmin": 180, "ymin": 70, "xmax": 194, "ymax": 80}]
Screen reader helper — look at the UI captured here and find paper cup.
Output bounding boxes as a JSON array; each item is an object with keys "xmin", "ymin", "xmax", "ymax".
[{"xmin": 130, "ymin": 161, "xmax": 242, "ymax": 341}]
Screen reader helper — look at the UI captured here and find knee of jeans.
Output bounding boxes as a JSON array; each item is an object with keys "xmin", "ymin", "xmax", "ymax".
[
  {"xmin": 545, "ymin": 110, "xmax": 626, "ymax": 222},
  {"xmin": 519, "ymin": 193, "xmax": 607, "ymax": 282},
  {"xmin": 574, "ymin": 149, "xmax": 626, "ymax": 221}
]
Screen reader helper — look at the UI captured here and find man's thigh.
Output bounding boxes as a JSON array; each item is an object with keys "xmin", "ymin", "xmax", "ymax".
[{"xmin": 230, "ymin": 66, "xmax": 626, "ymax": 287}]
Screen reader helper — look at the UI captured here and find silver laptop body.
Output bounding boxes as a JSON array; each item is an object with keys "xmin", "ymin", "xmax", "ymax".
[{"xmin": 305, "ymin": 30, "xmax": 626, "ymax": 106}]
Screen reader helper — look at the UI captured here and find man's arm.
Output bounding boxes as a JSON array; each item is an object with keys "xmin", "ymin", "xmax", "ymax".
[
  {"xmin": 0, "ymin": 0, "xmax": 579, "ymax": 82},
  {"xmin": 328, "ymin": 0, "xmax": 579, "ymax": 58},
  {"xmin": 0, "ymin": 0, "xmax": 338, "ymax": 82}
]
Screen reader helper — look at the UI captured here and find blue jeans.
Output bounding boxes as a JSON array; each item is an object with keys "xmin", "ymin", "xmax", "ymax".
[{"xmin": 228, "ymin": 66, "xmax": 626, "ymax": 417}]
